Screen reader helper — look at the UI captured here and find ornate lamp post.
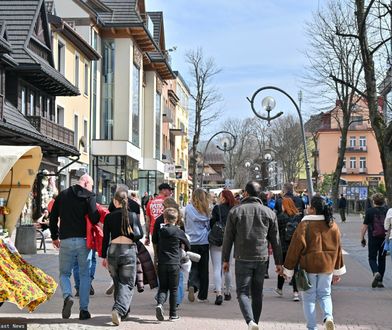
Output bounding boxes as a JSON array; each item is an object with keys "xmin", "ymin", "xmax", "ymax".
[
  {"xmin": 200, "ymin": 131, "xmax": 236, "ymax": 188},
  {"xmin": 247, "ymin": 86, "xmax": 314, "ymax": 197}
]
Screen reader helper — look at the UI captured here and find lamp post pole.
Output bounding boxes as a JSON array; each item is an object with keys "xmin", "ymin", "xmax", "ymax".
[
  {"xmin": 247, "ymin": 86, "xmax": 314, "ymax": 197},
  {"xmin": 200, "ymin": 131, "xmax": 236, "ymax": 189}
]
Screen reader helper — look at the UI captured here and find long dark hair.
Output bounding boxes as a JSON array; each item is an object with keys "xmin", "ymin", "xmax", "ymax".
[
  {"xmin": 310, "ymin": 195, "xmax": 334, "ymax": 227},
  {"xmin": 113, "ymin": 190, "xmax": 133, "ymax": 236}
]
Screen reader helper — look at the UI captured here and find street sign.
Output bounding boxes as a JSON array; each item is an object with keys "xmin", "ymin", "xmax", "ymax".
[
  {"xmin": 164, "ymin": 164, "xmax": 176, "ymax": 173},
  {"xmin": 225, "ymin": 179, "xmax": 235, "ymax": 188}
]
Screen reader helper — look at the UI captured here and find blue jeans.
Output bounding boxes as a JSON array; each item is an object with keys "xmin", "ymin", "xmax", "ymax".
[
  {"xmin": 235, "ymin": 260, "xmax": 267, "ymax": 325},
  {"xmin": 368, "ymin": 236, "xmax": 386, "ymax": 280},
  {"xmin": 73, "ymin": 250, "xmax": 97, "ymax": 289},
  {"xmin": 177, "ymin": 271, "xmax": 184, "ymax": 305},
  {"xmin": 108, "ymin": 243, "xmax": 137, "ymax": 317},
  {"xmin": 59, "ymin": 238, "xmax": 92, "ymax": 311},
  {"xmin": 302, "ymin": 273, "xmax": 333, "ymax": 330}
]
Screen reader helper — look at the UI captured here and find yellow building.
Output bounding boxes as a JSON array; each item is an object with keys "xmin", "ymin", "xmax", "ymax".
[{"xmin": 48, "ymin": 12, "xmax": 100, "ymax": 187}]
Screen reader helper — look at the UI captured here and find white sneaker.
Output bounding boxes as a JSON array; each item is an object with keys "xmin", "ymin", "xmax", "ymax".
[
  {"xmin": 156, "ymin": 304, "xmax": 164, "ymax": 321},
  {"xmin": 273, "ymin": 288, "xmax": 283, "ymax": 296},
  {"xmin": 293, "ymin": 292, "xmax": 300, "ymax": 301},
  {"xmin": 325, "ymin": 316, "xmax": 335, "ymax": 330},
  {"xmin": 248, "ymin": 320, "xmax": 259, "ymax": 330},
  {"xmin": 111, "ymin": 309, "xmax": 121, "ymax": 326}
]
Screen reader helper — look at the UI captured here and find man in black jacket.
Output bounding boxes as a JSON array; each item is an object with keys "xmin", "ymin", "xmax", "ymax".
[
  {"xmin": 49, "ymin": 174, "xmax": 100, "ymax": 321},
  {"xmin": 222, "ymin": 181, "xmax": 282, "ymax": 330},
  {"xmin": 338, "ymin": 194, "xmax": 347, "ymax": 223}
]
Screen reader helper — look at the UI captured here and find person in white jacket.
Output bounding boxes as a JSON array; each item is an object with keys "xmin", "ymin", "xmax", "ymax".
[{"xmin": 384, "ymin": 207, "xmax": 392, "ymax": 260}]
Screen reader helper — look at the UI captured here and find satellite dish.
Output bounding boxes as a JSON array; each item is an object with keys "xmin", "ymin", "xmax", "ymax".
[{"xmin": 79, "ymin": 136, "xmax": 87, "ymax": 148}]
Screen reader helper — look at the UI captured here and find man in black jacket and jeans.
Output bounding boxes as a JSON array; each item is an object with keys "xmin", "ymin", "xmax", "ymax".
[
  {"xmin": 222, "ymin": 181, "xmax": 282, "ymax": 330},
  {"xmin": 49, "ymin": 174, "xmax": 100, "ymax": 320}
]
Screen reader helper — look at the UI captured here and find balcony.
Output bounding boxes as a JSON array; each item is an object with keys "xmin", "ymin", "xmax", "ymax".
[
  {"xmin": 359, "ymin": 167, "xmax": 368, "ymax": 174},
  {"xmin": 346, "ymin": 168, "xmax": 359, "ymax": 174},
  {"xmin": 341, "ymin": 168, "xmax": 347, "ymax": 173},
  {"xmin": 26, "ymin": 116, "xmax": 74, "ymax": 146},
  {"xmin": 338, "ymin": 145, "xmax": 367, "ymax": 153},
  {"xmin": 163, "ymin": 106, "xmax": 174, "ymax": 123}
]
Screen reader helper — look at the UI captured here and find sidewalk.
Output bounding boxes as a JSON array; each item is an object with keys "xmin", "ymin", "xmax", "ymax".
[{"xmin": 0, "ymin": 214, "xmax": 391, "ymax": 329}]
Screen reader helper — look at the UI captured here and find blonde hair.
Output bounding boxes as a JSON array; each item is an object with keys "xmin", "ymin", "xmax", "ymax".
[
  {"xmin": 191, "ymin": 188, "xmax": 210, "ymax": 216},
  {"xmin": 164, "ymin": 208, "xmax": 178, "ymax": 224},
  {"xmin": 163, "ymin": 197, "xmax": 183, "ymax": 227}
]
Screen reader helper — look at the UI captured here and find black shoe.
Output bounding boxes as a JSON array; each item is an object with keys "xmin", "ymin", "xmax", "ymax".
[
  {"xmin": 75, "ymin": 289, "xmax": 79, "ymax": 297},
  {"xmin": 215, "ymin": 295, "xmax": 223, "ymax": 305},
  {"xmin": 224, "ymin": 292, "xmax": 232, "ymax": 301},
  {"xmin": 169, "ymin": 315, "xmax": 180, "ymax": 321},
  {"xmin": 79, "ymin": 310, "xmax": 91, "ymax": 320},
  {"xmin": 264, "ymin": 273, "xmax": 269, "ymax": 279},
  {"xmin": 90, "ymin": 285, "xmax": 95, "ymax": 296},
  {"xmin": 377, "ymin": 282, "xmax": 385, "ymax": 288},
  {"xmin": 62, "ymin": 296, "xmax": 74, "ymax": 319},
  {"xmin": 156, "ymin": 304, "xmax": 164, "ymax": 321},
  {"xmin": 372, "ymin": 272, "xmax": 381, "ymax": 288}
]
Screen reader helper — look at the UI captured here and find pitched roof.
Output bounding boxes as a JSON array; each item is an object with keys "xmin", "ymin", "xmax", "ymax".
[
  {"xmin": 97, "ymin": 0, "xmax": 143, "ymax": 26},
  {"xmin": 147, "ymin": 11, "xmax": 163, "ymax": 48},
  {"xmin": 0, "ymin": 0, "xmax": 79, "ymax": 96}
]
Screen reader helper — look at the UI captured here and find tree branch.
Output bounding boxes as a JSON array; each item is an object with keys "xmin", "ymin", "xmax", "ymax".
[{"xmin": 329, "ymin": 73, "xmax": 367, "ymax": 97}]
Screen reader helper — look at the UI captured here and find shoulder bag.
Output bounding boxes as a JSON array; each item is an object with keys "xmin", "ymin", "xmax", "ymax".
[
  {"xmin": 295, "ymin": 221, "xmax": 313, "ymax": 291},
  {"xmin": 208, "ymin": 205, "xmax": 224, "ymax": 247}
]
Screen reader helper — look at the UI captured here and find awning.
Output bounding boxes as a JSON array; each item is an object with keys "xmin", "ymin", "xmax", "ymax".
[{"xmin": 0, "ymin": 146, "xmax": 42, "ymax": 233}]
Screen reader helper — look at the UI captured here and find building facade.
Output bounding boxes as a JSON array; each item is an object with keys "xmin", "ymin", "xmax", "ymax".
[{"xmin": 311, "ymin": 99, "xmax": 384, "ymax": 194}]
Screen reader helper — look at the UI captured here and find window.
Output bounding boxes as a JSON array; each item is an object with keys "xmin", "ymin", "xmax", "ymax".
[
  {"xmin": 350, "ymin": 157, "xmax": 356, "ymax": 169},
  {"xmin": 56, "ymin": 105, "xmax": 64, "ymax": 126},
  {"xmin": 342, "ymin": 157, "xmax": 346, "ymax": 168},
  {"xmin": 57, "ymin": 41, "xmax": 65, "ymax": 74},
  {"xmin": 75, "ymin": 53, "xmax": 79, "ymax": 88},
  {"xmin": 84, "ymin": 61, "xmax": 88, "ymax": 95},
  {"xmin": 91, "ymin": 30, "xmax": 98, "ymax": 138},
  {"xmin": 74, "ymin": 114, "xmax": 79, "ymax": 147},
  {"xmin": 359, "ymin": 157, "xmax": 366, "ymax": 170},
  {"xmin": 101, "ymin": 40, "xmax": 114, "ymax": 140},
  {"xmin": 155, "ymin": 92, "xmax": 161, "ymax": 159},
  {"xmin": 349, "ymin": 136, "xmax": 356, "ymax": 147},
  {"xmin": 132, "ymin": 64, "xmax": 140, "ymax": 146},
  {"xmin": 83, "ymin": 119, "xmax": 88, "ymax": 152},
  {"xmin": 21, "ymin": 87, "xmax": 26, "ymax": 115},
  {"xmin": 359, "ymin": 136, "xmax": 366, "ymax": 147},
  {"xmin": 29, "ymin": 92, "xmax": 34, "ymax": 116}
]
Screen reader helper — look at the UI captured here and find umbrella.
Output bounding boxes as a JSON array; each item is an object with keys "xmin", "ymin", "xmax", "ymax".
[{"xmin": 0, "ymin": 145, "xmax": 42, "ymax": 234}]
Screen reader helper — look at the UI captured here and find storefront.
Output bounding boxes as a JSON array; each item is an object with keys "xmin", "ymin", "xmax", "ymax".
[
  {"xmin": 92, "ymin": 155, "xmax": 139, "ymax": 205},
  {"xmin": 139, "ymin": 170, "xmax": 164, "ymax": 196}
]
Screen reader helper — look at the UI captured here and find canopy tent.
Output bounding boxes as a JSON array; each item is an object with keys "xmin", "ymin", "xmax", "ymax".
[{"xmin": 0, "ymin": 146, "xmax": 42, "ymax": 233}]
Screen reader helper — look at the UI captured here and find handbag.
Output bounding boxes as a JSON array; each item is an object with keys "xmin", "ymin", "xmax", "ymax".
[
  {"xmin": 294, "ymin": 221, "xmax": 313, "ymax": 291},
  {"xmin": 383, "ymin": 238, "xmax": 390, "ymax": 252},
  {"xmin": 208, "ymin": 205, "xmax": 224, "ymax": 247}
]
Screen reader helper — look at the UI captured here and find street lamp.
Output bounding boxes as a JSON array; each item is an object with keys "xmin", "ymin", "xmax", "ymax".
[
  {"xmin": 247, "ymin": 86, "xmax": 314, "ymax": 197},
  {"xmin": 200, "ymin": 131, "xmax": 236, "ymax": 188},
  {"xmin": 245, "ymin": 161, "xmax": 261, "ymax": 182}
]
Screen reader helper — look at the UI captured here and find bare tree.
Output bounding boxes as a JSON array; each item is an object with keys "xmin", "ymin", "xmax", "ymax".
[
  {"xmin": 270, "ymin": 115, "xmax": 304, "ymax": 183},
  {"xmin": 303, "ymin": 0, "xmax": 365, "ymax": 205},
  {"xmin": 186, "ymin": 48, "xmax": 222, "ymax": 189},
  {"xmin": 221, "ymin": 118, "xmax": 258, "ymax": 188},
  {"xmin": 336, "ymin": 0, "xmax": 392, "ymax": 205}
]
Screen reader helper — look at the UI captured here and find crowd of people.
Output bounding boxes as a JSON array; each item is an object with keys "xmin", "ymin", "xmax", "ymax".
[{"xmin": 42, "ymin": 175, "xmax": 392, "ymax": 330}]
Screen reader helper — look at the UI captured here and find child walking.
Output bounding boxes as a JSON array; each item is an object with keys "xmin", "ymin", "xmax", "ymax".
[{"xmin": 155, "ymin": 208, "xmax": 190, "ymax": 321}]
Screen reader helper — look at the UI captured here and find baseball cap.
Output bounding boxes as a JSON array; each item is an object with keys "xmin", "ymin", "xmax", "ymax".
[{"xmin": 158, "ymin": 183, "xmax": 174, "ymax": 191}]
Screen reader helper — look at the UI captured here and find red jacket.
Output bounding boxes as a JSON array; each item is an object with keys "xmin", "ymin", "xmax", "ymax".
[{"xmin": 86, "ymin": 204, "xmax": 109, "ymax": 257}]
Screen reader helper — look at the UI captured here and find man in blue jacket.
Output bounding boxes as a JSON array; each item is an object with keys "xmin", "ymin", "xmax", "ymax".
[{"xmin": 49, "ymin": 174, "xmax": 100, "ymax": 320}]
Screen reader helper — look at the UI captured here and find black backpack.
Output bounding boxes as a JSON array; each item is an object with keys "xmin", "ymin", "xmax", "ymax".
[
  {"xmin": 372, "ymin": 207, "xmax": 387, "ymax": 238},
  {"xmin": 285, "ymin": 215, "xmax": 301, "ymax": 242}
]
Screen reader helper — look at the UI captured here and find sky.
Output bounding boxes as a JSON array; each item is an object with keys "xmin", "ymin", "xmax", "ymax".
[{"xmin": 148, "ymin": 0, "xmax": 322, "ymax": 135}]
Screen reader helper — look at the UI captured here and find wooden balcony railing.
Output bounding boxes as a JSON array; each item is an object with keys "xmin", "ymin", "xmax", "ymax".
[{"xmin": 26, "ymin": 116, "xmax": 74, "ymax": 146}]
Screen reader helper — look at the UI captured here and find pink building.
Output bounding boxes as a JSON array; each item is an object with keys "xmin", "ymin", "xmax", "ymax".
[{"xmin": 312, "ymin": 98, "xmax": 384, "ymax": 189}]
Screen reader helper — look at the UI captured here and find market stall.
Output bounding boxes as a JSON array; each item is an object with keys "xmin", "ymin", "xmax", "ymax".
[
  {"xmin": 0, "ymin": 145, "xmax": 57, "ymax": 311},
  {"xmin": 0, "ymin": 145, "xmax": 42, "ymax": 234}
]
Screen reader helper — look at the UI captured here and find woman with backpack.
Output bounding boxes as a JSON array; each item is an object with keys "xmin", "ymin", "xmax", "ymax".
[
  {"xmin": 209, "ymin": 189, "xmax": 237, "ymax": 305},
  {"xmin": 360, "ymin": 193, "xmax": 388, "ymax": 288},
  {"xmin": 274, "ymin": 197, "xmax": 302, "ymax": 301}
]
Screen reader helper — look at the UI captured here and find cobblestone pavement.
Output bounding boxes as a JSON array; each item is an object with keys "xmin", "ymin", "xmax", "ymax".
[{"xmin": 0, "ymin": 213, "xmax": 391, "ymax": 329}]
